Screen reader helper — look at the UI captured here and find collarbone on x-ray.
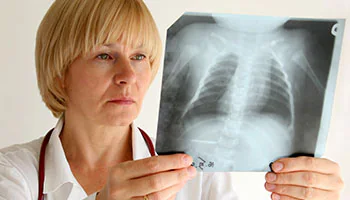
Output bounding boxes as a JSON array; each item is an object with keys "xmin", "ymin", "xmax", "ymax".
[{"xmin": 156, "ymin": 13, "xmax": 344, "ymax": 171}]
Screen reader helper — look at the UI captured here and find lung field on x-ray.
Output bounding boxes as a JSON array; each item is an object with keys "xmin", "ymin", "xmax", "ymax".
[
  {"xmin": 182, "ymin": 54, "xmax": 238, "ymax": 122},
  {"xmin": 156, "ymin": 14, "xmax": 336, "ymax": 171}
]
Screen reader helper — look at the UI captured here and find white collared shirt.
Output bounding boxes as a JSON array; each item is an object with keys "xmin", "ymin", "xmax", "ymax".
[{"xmin": 0, "ymin": 118, "xmax": 239, "ymax": 200}]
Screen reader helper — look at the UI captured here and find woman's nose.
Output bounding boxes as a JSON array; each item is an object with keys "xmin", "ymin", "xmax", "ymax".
[{"xmin": 113, "ymin": 59, "xmax": 137, "ymax": 85}]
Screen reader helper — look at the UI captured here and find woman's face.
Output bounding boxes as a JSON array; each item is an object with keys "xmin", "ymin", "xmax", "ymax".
[{"xmin": 63, "ymin": 42, "xmax": 152, "ymax": 126}]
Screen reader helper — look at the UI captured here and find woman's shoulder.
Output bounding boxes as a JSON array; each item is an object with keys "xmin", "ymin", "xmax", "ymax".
[
  {"xmin": 0, "ymin": 137, "xmax": 44, "ymax": 163},
  {"xmin": 0, "ymin": 137, "xmax": 44, "ymax": 180},
  {"xmin": 0, "ymin": 137, "xmax": 44, "ymax": 199}
]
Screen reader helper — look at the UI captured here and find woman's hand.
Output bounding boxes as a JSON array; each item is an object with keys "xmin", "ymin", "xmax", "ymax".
[
  {"xmin": 264, "ymin": 156, "xmax": 344, "ymax": 200},
  {"xmin": 96, "ymin": 154, "xmax": 196, "ymax": 200}
]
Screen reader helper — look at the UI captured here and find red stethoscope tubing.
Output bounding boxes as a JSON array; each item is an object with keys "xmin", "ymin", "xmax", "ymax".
[{"xmin": 38, "ymin": 128, "xmax": 156, "ymax": 200}]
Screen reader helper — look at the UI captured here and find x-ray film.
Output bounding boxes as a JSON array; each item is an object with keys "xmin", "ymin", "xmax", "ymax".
[{"xmin": 155, "ymin": 12, "xmax": 345, "ymax": 172}]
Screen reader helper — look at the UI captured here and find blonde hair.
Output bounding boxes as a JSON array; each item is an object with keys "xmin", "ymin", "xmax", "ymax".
[{"xmin": 35, "ymin": 0, "xmax": 162, "ymax": 118}]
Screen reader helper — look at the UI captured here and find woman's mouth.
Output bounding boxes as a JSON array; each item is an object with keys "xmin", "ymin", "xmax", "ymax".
[{"xmin": 109, "ymin": 98, "xmax": 135, "ymax": 105}]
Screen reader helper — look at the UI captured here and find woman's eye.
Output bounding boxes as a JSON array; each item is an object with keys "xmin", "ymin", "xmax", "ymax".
[
  {"xmin": 97, "ymin": 53, "xmax": 112, "ymax": 60},
  {"xmin": 132, "ymin": 54, "xmax": 146, "ymax": 61}
]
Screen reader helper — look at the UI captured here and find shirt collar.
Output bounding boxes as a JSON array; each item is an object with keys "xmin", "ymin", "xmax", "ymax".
[
  {"xmin": 43, "ymin": 117, "xmax": 155, "ymax": 196},
  {"xmin": 43, "ymin": 117, "xmax": 82, "ymax": 195},
  {"xmin": 132, "ymin": 123, "xmax": 154, "ymax": 160}
]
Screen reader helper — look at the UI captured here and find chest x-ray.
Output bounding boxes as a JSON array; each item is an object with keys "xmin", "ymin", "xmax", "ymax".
[{"xmin": 155, "ymin": 12, "xmax": 345, "ymax": 171}]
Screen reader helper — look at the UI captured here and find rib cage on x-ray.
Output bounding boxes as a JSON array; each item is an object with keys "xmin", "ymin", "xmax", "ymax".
[
  {"xmin": 181, "ymin": 54, "xmax": 295, "ymax": 132},
  {"xmin": 156, "ymin": 13, "xmax": 340, "ymax": 171},
  {"xmin": 177, "ymin": 49, "xmax": 297, "ymax": 169}
]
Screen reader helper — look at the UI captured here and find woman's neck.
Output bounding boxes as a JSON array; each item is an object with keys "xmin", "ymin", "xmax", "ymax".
[{"xmin": 59, "ymin": 112, "xmax": 133, "ymax": 172}]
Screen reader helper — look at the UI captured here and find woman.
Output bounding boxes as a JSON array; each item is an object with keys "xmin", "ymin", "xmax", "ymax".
[{"xmin": 0, "ymin": 0, "xmax": 344, "ymax": 199}]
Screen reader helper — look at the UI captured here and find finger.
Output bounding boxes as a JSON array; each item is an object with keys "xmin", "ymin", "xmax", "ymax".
[
  {"xmin": 265, "ymin": 171, "xmax": 344, "ymax": 190},
  {"xmin": 132, "ymin": 180, "xmax": 187, "ymax": 200},
  {"xmin": 270, "ymin": 193, "xmax": 299, "ymax": 200},
  {"xmin": 265, "ymin": 183, "xmax": 340, "ymax": 200},
  {"xmin": 115, "ymin": 154, "xmax": 193, "ymax": 180},
  {"xmin": 128, "ymin": 166, "xmax": 196, "ymax": 197},
  {"xmin": 271, "ymin": 157, "xmax": 341, "ymax": 174}
]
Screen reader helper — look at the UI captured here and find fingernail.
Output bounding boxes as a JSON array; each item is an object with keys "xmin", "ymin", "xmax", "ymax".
[
  {"xmin": 267, "ymin": 173, "xmax": 277, "ymax": 182},
  {"xmin": 266, "ymin": 183, "xmax": 276, "ymax": 190},
  {"xmin": 272, "ymin": 193, "xmax": 280, "ymax": 200},
  {"xmin": 183, "ymin": 155, "xmax": 192, "ymax": 165},
  {"xmin": 273, "ymin": 162, "xmax": 283, "ymax": 172},
  {"xmin": 187, "ymin": 166, "xmax": 197, "ymax": 177}
]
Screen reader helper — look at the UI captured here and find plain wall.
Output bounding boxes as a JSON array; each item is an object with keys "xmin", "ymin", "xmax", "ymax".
[{"xmin": 0, "ymin": 0, "xmax": 349, "ymax": 199}]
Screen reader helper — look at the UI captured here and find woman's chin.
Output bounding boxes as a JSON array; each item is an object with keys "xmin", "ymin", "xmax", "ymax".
[
  {"xmin": 102, "ymin": 112, "xmax": 137, "ymax": 127},
  {"xmin": 99, "ymin": 104, "xmax": 138, "ymax": 125}
]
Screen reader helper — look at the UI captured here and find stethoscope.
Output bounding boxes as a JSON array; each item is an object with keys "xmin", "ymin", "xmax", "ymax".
[{"xmin": 38, "ymin": 128, "xmax": 156, "ymax": 200}]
